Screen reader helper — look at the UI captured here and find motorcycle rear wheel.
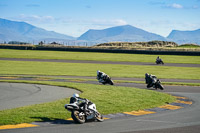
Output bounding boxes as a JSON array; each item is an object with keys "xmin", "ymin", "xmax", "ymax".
[{"xmin": 71, "ymin": 110, "xmax": 86, "ymax": 124}]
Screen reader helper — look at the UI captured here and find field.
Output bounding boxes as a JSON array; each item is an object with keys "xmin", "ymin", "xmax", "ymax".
[
  {"xmin": 0, "ymin": 49, "xmax": 200, "ymax": 64},
  {"xmin": 0, "ymin": 60, "xmax": 199, "ymax": 79},
  {"xmin": 0, "ymin": 49, "xmax": 199, "ymax": 125}
]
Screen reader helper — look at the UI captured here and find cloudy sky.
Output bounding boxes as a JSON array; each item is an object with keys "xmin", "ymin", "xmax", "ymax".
[{"xmin": 0, "ymin": 0, "xmax": 199, "ymax": 37}]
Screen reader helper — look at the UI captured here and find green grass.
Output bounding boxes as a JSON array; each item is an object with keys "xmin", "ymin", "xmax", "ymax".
[
  {"xmin": 0, "ymin": 80, "xmax": 175, "ymax": 125},
  {"xmin": 177, "ymin": 44, "xmax": 200, "ymax": 48},
  {"xmin": 0, "ymin": 49, "xmax": 200, "ymax": 64},
  {"xmin": 0, "ymin": 49, "xmax": 198, "ymax": 125},
  {"xmin": 0, "ymin": 60, "xmax": 199, "ymax": 79}
]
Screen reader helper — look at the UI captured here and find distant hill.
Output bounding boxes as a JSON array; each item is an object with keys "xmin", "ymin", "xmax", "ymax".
[
  {"xmin": 1, "ymin": 18, "xmax": 199, "ymax": 45},
  {"xmin": 78, "ymin": 25, "xmax": 167, "ymax": 42},
  {"xmin": 0, "ymin": 18, "xmax": 75, "ymax": 43},
  {"xmin": 95, "ymin": 41, "xmax": 178, "ymax": 47},
  {"xmin": 167, "ymin": 29, "xmax": 200, "ymax": 45}
]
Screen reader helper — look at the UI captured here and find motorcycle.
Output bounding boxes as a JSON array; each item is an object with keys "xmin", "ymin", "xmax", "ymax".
[
  {"xmin": 153, "ymin": 79, "xmax": 164, "ymax": 90},
  {"xmin": 145, "ymin": 74, "xmax": 164, "ymax": 90},
  {"xmin": 156, "ymin": 59, "xmax": 164, "ymax": 65},
  {"xmin": 97, "ymin": 75, "xmax": 114, "ymax": 85},
  {"xmin": 65, "ymin": 99, "xmax": 104, "ymax": 124}
]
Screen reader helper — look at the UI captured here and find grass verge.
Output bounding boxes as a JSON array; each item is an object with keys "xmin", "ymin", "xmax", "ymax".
[
  {"xmin": 0, "ymin": 80, "xmax": 175, "ymax": 125},
  {"xmin": 0, "ymin": 60, "xmax": 199, "ymax": 79},
  {"xmin": 0, "ymin": 49, "xmax": 200, "ymax": 64}
]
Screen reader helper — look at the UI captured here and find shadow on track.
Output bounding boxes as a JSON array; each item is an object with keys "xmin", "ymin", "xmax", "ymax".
[{"xmin": 31, "ymin": 117, "xmax": 74, "ymax": 125}]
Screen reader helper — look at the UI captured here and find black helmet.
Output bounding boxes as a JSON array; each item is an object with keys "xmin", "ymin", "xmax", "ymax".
[{"xmin": 145, "ymin": 73, "xmax": 149, "ymax": 77}]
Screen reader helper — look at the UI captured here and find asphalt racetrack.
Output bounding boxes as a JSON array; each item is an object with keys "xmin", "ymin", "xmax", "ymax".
[
  {"xmin": 0, "ymin": 83, "xmax": 80, "ymax": 110},
  {"xmin": 0, "ymin": 58, "xmax": 200, "ymax": 133}
]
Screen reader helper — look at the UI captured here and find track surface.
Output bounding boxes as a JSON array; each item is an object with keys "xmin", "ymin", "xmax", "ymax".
[
  {"xmin": 0, "ymin": 83, "xmax": 80, "ymax": 110},
  {"xmin": 0, "ymin": 58, "xmax": 200, "ymax": 133}
]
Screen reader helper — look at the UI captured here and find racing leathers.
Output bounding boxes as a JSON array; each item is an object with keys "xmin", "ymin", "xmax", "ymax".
[
  {"xmin": 70, "ymin": 96, "xmax": 89, "ymax": 115},
  {"xmin": 145, "ymin": 73, "xmax": 157, "ymax": 88},
  {"xmin": 97, "ymin": 71, "xmax": 108, "ymax": 83}
]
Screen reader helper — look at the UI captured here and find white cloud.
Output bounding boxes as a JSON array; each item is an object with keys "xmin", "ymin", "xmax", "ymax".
[
  {"xmin": 16, "ymin": 14, "xmax": 55, "ymax": 23},
  {"xmin": 59, "ymin": 18, "xmax": 128, "ymax": 28},
  {"xmin": 166, "ymin": 3, "xmax": 183, "ymax": 9},
  {"xmin": 172, "ymin": 3, "xmax": 183, "ymax": 9},
  {"xmin": 113, "ymin": 19, "xmax": 128, "ymax": 25},
  {"xmin": 88, "ymin": 19, "xmax": 128, "ymax": 27},
  {"xmin": 150, "ymin": 1, "xmax": 198, "ymax": 10}
]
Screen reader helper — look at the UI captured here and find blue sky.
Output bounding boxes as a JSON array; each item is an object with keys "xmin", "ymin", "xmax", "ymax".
[{"xmin": 0, "ymin": 0, "xmax": 200, "ymax": 37}]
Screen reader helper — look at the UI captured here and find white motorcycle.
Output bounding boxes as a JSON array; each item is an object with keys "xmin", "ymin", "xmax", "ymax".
[{"xmin": 65, "ymin": 99, "xmax": 104, "ymax": 124}]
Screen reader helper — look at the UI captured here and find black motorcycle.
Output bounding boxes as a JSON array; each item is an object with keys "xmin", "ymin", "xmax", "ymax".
[
  {"xmin": 97, "ymin": 75, "xmax": 114, "ymax": 85},
  {"xmin": 153, "ymin": 79, "xmax": 164, "ymax": 90},
  {"xmin": 156, "ymin": 59, "xmax": 164, "ymax": 65},
  {"xmin": 145, "ymin": 74, "xmax": 164, "ymax": 90},
  {"xmin": 65, "ymin": 99, "xmax": 104, "ymax": 124}
]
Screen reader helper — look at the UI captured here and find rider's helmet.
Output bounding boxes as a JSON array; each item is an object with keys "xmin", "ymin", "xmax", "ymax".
[
  {"xmin": 97, "ymin": 70, "xmax": 100, "ymax": 75},
  {"xmin": 145, "ymin": 73, "xmax": 149, "ymax": 77},
  {"xmin": 73, "ymin": 93, "xmax": 79, "ymax": 98}
]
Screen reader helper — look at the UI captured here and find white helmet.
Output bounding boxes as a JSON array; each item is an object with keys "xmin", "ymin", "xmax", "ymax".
[
  {"xmin": 97, "ymin": 70, "xmax": 100, "ymax": 75},
  {"xmin": 73, "ymin": 93, "xmax": 79, "ymax": 98}
]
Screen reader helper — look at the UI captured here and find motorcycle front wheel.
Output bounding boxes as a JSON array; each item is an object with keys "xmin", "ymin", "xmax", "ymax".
[
  {"xmin": 157, "ymin": 84, "xmax": 164, "ymax": 90},
  {"xmin": 95, "ymin": 112, "xmax": 104, "ymax": 122},
  {"xmin": 71, "ymin": 110, "xmax": 86, "ymax": 124},
  {"xmin": 107, "ymin": 78, "xmax": 114, "ymax": 85},
  {"xmin": 110, "ymin": 80, "xmax": 114, "ymax": 85}
]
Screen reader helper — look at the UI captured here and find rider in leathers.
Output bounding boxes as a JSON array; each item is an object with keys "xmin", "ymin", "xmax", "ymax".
[
  {"xmin": 97, "ymin": 70, "xmax": 108, "ymax": 83},
  {"xmin": 156, "ymin": 56, "xmax": 163, "ymax": 64},
  {"xmin": 156, "ymin": 56, "xmax": 160, "ymax": 62},
  {"xmin": 69, "ymin": 93, "xmax": 90, "ymax": 115},
  {"xmin": 145, "ymin": 73, "xmax": 157, "ymax": 88}
]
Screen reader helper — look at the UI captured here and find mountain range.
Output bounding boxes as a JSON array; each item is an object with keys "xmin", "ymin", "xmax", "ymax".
[
  {"xmin": 77, "ymin": 25, "xmax": 167, "ymax": 42},
  {"xmin": 0, "ymin": 18, "xmax": 75, "ymax": 43},
  {"xmin": 167, "ymin": 29, "xmax": 200, "ymax": 45},
  {"xmin": 0, "ymin": 18, "xmax": 199, "ymax": 45}
]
